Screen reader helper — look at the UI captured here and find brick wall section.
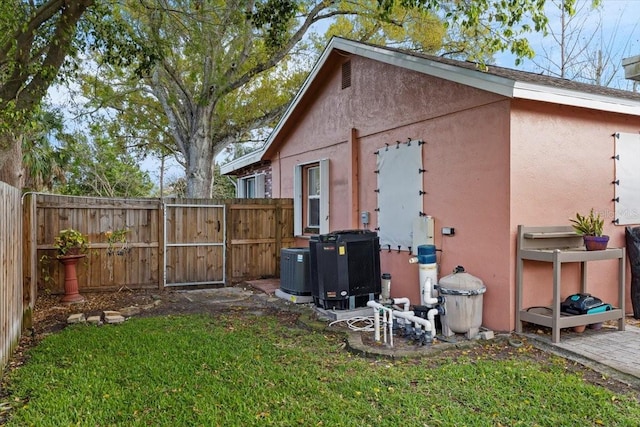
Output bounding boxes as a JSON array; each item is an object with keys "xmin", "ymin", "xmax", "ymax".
[{"xmin": 232, "ymin": 161, "xmax": 272, "ymax": 198}]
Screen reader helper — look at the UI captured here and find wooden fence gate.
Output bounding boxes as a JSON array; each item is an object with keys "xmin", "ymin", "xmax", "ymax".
[{"xmin": 163, "ymin": 202, "xmax": 226, "ymax": 287}]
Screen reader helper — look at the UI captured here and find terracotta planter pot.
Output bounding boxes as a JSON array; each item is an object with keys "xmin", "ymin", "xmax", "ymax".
[
  {"xmin": 584, "ymin": 235, "xmax": 609, "ymax": 251},
  {"xmin": 58, "ymin": 254, "xmax": 86, "ymax": 304},
  {"xmin": 573, "ymin": 325, "xmax": 586, "ymax": 333}
]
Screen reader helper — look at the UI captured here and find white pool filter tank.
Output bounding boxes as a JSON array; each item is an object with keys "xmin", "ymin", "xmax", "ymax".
[
  {"xmin": 417, "ymin": 244, "xmax": 438, "ymax": 305},
  {"xmin": 438, "ymin": 266, "xmax": 486, "ymax": 339}
]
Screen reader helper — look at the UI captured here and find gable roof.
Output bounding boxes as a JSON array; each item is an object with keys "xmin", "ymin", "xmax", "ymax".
[{"xmin": 222, "ymin": 37, "xmax": 640, "ymax": 175}]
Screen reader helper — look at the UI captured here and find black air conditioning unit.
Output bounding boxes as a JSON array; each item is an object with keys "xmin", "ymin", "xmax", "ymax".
[{"xmin": 309, "ymin": 230, "xmax": 381, "ymax": 310}]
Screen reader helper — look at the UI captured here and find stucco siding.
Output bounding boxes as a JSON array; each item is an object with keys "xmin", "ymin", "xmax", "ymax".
[
  {"xmin": 270, "ymin": 52, "xmax": 513, "ymax": 331},
  {"xmin": 510, "ymin": 99, "xmax": 640, "ymax": 321}
]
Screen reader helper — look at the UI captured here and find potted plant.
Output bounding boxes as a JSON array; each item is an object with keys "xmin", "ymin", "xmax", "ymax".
[
  {"xmin": 53, "ymin": 229, "xmax": 89, "ymax": 303},
  {"xmin": 569, "ymin": 209, "xmax": 609, "ymax": 250},
  {"xmin": 54, "ymin": 228, "xmax": 89, "ymax": 256}
]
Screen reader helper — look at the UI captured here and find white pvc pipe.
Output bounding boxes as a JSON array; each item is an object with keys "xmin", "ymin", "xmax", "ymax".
[
  {"xmin": 426, "ymin": 308, "xmax": 439, "ymax": 338},
  {"xmin": 368, "ymin": 298, "xmax": 439, "ymax": 346},
  {"xmin": 368, "ymin": 300, "xmax": 394, "ymax": 345},
  {"xmin": 392, "ymin": 297, "xmax": 411, "ymax": 312},
  {"xmin": 373, "ymin": 306, "xmax": 380, "ymax": 342},
  {"xmin": 422, "ymin": 278, "xmax": 440, "ymax": 306},
  {"xmin": 393, "ymin": 309, "xmax": 433, "ymax": 336},
  {"xmin": 387, "ymin": 310, "xmax": 393, "ymax": 347}
]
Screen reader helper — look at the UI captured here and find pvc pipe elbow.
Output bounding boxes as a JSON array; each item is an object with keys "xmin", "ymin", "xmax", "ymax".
[
  {"xmin": 423, "ymin": 297, "xmax": 440, "ymax": 306},
  {"xmin": 392, "ymin": 297, "xmax": 411, "ymax": 311},
  {"xmin": 367, "ymin": 300, "xmax": 383, "ymax": 309}
]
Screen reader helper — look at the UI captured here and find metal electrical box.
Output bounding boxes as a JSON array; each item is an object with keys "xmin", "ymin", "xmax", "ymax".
[{"xmin": 309, "ymin": 230, "xmax": 381, "ymax": 310}]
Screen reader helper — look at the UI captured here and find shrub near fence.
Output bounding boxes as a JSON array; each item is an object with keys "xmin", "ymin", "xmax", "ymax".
[
  {"xmin": 28, "ymin": 195, "xmax": 294, "ymax": 294},
  {"xmin": 0, "ymin": 182, "xmax": 23, "ymax": 372}
]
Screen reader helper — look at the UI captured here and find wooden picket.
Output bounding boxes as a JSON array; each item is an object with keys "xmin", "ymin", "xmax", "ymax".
[{"xmin": 0, "ymin": 182, "xmax": 23, "ymax": 371}]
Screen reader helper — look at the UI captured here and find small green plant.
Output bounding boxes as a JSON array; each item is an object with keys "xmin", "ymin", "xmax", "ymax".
[
  {"xmin": 104, "ymin": 227, "xmax": 130, "ymax": 255},
  {"xmin": 569, "ymin": 209, "xmax": 604, "ymax": 236},
  {"xmin": 53, "ymin": 228, "xmax": 89, "ymax": 256}
]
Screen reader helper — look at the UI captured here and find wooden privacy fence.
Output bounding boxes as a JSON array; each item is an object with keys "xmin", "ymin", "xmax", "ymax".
[
  {"xmin": 1, "ymin": 182, "xmax": 23, "ymax": 372},
  {"xmin": 24, "ymin": 195, "xmax": 294, "ymax": 294}
]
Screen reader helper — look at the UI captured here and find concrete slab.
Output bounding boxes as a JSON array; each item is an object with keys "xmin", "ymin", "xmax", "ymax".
[
  {"xmin": 246, "ymin": 279, "xmax": 280, "ymax": 295},
  {"xmin": 314, "ymin": 306, "xmax": 373, "ymax": 321}
]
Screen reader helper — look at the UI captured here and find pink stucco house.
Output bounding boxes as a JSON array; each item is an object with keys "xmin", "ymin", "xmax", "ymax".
[{"xmin": 222, "ymin": 37, "xmax": 640, "ymax": 333}]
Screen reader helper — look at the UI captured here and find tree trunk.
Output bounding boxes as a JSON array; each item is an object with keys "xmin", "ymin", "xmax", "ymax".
[
  {"xmin": 0, "ymin": 133, "xmax": 23, "ymax": 187},
  {"xmin": 185, "ymin": 115, "xmax": 215, "ymax": 198}
]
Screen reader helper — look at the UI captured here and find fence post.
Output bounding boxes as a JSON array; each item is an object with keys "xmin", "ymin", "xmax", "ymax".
[
  {"xmin": 224, "ymin": 199, "xmax": 232, "ymax": 286},
  {"xmin": 157, "ymin": 199, "xmax": 165, "ymax": 290},
  {"xmin": 275, "ymin": 199, "xmax": 283, "ymax": 277},
  {"xmin": 21, "ymin": 193, "xmax": 37, "ymax": 329}
]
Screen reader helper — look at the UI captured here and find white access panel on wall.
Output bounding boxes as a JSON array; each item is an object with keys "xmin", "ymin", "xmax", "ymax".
[
  {"xmin": 376, "ymin": 140, "xmax": 424, "ymax": 251},
  {"xmin": 614, "ymin": 132, "xmax": 640, "ymax": 225}
]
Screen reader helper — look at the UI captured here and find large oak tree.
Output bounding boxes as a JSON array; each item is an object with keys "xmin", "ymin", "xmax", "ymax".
[{"xmin": 81, "ymin": 0, "xmax": 576, "ymax": 198}]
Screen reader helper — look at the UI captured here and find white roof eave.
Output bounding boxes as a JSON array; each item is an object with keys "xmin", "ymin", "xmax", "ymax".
[
  {"xmin": 220, "ymin": 148, "xmax": 265, "ymax": 175},
  {"xmin": 512, "ymin": 82, "xmax": 640, "ymax": 116}
]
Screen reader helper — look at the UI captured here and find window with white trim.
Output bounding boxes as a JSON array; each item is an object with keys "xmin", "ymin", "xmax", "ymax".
[
  {"xmin": 294, "ymin": 159, "xmax": 329, "ymax": 235},
  {"xmin": 307, "ymin": 165, "xmax": 320, "ymax": 229},
  {"xmin": 237, "ymin": 173, "xmax": 265, "ymax": 198}
]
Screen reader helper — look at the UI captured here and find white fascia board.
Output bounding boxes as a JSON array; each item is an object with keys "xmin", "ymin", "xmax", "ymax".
[
  {"xmin": 513, "ymin": 82, "xmax": 640, "ymax": 116},
  {"xmin": 220, "ymin": 148, "xmax": 265, "ymax": 175}
]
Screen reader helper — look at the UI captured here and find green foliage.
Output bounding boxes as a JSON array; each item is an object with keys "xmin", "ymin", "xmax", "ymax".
[
  {"xmin": 104, "ymin": 227, "xmax": 130, "ymax": 255},
  {"xmin": 374, "ymin": 0, "xmax": 580, "ymax": 63},
  {"xmin": 21, "ymin": 107, "xmax": 67, "ymax": 192},
  {"xmin": 211, "ymin": 163, "xmax": 236, "ymax": 198},
  {"xmin": 5, "ymin": 314, "xmax": 640, "ymax": 425},
  {"xmin": 0, "ymin": 0, "xmax": 159, "ymax": 181},
  {"xmin": 55, "ymin": 124, "xmax": 154, "ymax": 198},
  {"xmin": 53, "ymin": 229, "xmax": 89, "ymax": 256},
  {"xmin": 249, "ymin": 0, "xmax": 298, "ymax": 51},
  {"xmin": 570, "ymin": 208, "xmax": 604, "ymax": 236},
  {"xmin": 316, "ymin": 1, "xmax": 445, "ymax": 53}
]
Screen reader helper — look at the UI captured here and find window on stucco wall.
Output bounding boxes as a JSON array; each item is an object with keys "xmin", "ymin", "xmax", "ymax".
[
  {"xmin": 614, "ymin": 132, "xmax": 640, "ymax": 224},
  {"xmin": 237, "ymin": 174, "xmax": 265, "ymax": 198},
  {"xmin": 294, "ymin": 159, "xmax": 329, "ymax": 235}
]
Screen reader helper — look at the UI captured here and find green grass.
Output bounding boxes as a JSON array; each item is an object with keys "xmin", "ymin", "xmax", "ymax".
[{"xmin": 3, "ymin": 313, "xmax": 640, "ymax": 426}]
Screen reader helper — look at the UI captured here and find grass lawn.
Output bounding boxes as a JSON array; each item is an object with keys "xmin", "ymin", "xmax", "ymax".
[{"xmin": 3, "ymin": 312, "xmax": 640, "ymax": 426}]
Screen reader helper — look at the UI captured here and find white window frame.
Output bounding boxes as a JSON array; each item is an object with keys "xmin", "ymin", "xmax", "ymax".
[
  {"xmin": 307, "ymin": 166, "xmax": 320, "ymax": 228},
  {"xmin": 236, "ymin": 173, "xmax": 265, "ymax": 198},
  {"xmin": 294, "ymin": 159, "xmax": 329, "ymax": 236}
]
